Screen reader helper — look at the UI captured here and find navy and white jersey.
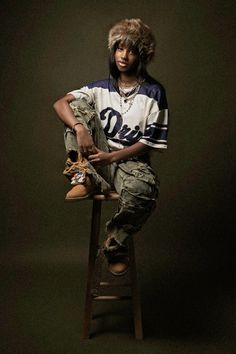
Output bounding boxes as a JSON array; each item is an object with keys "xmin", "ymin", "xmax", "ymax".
[{"xmin": 68, "ymin": 79, "xmax": 168, "ymax": 151}]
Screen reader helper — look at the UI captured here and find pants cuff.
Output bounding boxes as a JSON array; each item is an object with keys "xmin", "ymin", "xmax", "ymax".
[{"xmin": 105, "ymin": 227, "xmax": 129, "ymax": 247}]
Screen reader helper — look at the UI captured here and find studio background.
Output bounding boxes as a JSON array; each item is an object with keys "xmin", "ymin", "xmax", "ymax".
[{"xmin": 1, "ymin": 1, "xmax": 235, "ymax": 353}]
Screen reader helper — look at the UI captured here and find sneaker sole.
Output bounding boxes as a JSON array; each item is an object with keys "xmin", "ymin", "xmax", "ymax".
[{"xmin": 65, "ymin": 192, "xmax": 95, "ymax": 200}]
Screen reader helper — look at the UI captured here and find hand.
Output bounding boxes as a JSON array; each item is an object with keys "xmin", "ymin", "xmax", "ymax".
[
  {"xmin": 88, "ymin": 147, "xmax": 114, "ymax": 166},
  {"xmin": 75, "ymin": 125, "xmax": 96, "ymax": 156}
]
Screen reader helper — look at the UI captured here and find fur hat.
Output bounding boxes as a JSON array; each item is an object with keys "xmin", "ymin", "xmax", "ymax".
[{"xmin": 108, "ymin": 18, "xmax": 155, "ymax": 63}]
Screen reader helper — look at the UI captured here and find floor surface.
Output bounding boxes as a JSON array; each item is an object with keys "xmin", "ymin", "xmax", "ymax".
[{"xmin": 1, "ymin": 246, "xmax": 235, "ymax": 354}]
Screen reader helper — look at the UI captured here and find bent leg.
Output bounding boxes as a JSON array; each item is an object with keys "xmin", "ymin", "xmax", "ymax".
[
  {"xmin": 105, "ymin": 160, "xmax": 159, "ymax": 247},
  {"xmin": 63, "ymin": 98, "xmax": 112, "ymax": 193}
]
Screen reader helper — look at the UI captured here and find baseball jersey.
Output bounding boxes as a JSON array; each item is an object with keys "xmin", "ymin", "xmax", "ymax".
[{"xmin": 68, "ymin": 79, "xmax": 168, "ymax": 151}]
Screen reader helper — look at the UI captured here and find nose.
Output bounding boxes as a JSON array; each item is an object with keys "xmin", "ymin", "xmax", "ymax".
[{"xmin": 121, "ymin": 49, "xmax": 129, "ymax": 60}]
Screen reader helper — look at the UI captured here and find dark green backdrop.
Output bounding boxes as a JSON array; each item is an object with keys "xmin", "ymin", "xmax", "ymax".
[{"xmin": 1, "ymin": 0, "xmax": 235, "ymax": 353}]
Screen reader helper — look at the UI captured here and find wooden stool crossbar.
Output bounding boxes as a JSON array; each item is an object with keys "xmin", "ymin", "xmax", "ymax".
[{"xmin": 81, "ymin": 192, "xmax": 143, "ymax": 339}]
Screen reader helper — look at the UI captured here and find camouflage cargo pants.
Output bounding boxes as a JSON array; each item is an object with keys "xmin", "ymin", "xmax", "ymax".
[{"xmin": 64, "ymin": 98, "xmax": 159, "ymax": 246}]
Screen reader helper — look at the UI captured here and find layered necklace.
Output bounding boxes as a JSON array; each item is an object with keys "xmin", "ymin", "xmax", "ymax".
[{"xmin": 118, "ymin": 78, "xmax": 142, "ymax": 116}]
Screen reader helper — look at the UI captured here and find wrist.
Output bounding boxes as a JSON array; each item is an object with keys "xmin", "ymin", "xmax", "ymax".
[
  {"xmin": 73, "ymin": 122, "xmax": 85, "ymax": 134},
  {"xmin": 109, "ymin": 151, "xmax": 118, "ymax": 163}
]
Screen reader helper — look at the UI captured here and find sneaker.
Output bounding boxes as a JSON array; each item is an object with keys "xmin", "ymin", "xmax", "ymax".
[
  {"xmin": 104, "ymin": 237, "xmax": 129, "ymax": 276},
  {"xmin": 65, "ymin": 176, "xmax": 96, "ymax": 200}
]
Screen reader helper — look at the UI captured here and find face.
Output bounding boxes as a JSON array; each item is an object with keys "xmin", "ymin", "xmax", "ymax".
[{"xmin": 114, "ymin": 43, "xmax": 139, "ymax": 73}]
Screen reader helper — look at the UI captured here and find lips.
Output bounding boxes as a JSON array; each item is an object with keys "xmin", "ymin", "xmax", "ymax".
[{"xmin": 117, "ymin": 61, "xmax": 128, "ymax": 67}]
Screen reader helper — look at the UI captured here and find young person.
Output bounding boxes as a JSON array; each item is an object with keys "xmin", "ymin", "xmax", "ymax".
[{"xmin": 53, "ymin": 18, "xmax": 168, "ymax": 276}]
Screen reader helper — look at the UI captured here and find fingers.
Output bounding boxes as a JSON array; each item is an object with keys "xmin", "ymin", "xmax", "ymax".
[
  {"xmin": 88, "ymin": 153, "xmax": 98, "ymax": 160},
  {"xmin": 89, "ymin": 158, "xmax": 100, "ymax": 164},
  {"xmin": 76, "ymin": 132, "xmax": 96, "ymax": 155},
  {"xmin": 88, "ymin": 151, "xmax": 103, "ymax": 165},
  {"xmin": 78, "ymin": 144, "xmax": 96, "ymax": 155},
  {"xmin": 91, "ymin": 145, "xmax": 98, "ymax": 153}
]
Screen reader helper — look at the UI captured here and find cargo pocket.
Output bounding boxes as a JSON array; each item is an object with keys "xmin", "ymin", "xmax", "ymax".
[{"xmin": 118, "ymin": 160, "xmax": 159, "ymax": 188}]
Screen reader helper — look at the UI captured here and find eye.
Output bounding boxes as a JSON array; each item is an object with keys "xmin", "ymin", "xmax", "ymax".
[{"xmin": 129, "ymin": 47, "xmax": 137, "ymax": 55}]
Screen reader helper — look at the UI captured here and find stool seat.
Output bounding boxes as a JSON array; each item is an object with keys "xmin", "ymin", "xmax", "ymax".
[
  {"xmin": 91, "ymin": 191, "xmax": 119, "ymax": 200},
  {"xmin": 69, "ymin": 190, "xmax": 143, "ymax": 339}
]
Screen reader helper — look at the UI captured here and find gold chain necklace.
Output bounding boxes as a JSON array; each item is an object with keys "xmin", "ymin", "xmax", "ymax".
[{"xmin": 119, "ymin": 84, "xmax": 140, "ymax": 116}]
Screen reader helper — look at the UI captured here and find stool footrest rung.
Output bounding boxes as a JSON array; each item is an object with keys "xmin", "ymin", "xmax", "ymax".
[{"xmin": 93, "ymin": 295, "xmax": 132, "ymax": 301}]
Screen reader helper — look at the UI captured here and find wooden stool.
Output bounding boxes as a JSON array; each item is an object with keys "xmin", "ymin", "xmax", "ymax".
[{"xmin": 82, "ymin": 192, "xmax": 143, "ymax": 339}]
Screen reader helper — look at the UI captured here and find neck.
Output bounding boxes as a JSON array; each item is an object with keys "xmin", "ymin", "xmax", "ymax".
[{"xmin": 119, "ymin": 73, "xmax": 139, "ymax": 86}]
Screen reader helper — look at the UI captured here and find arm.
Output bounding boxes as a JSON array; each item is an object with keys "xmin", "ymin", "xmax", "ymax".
[
  {"xmin": 88, "ymin": 141, "xmax": 151, "ymax": 165},
  {"xmin": 53, "ymin": 94, "xmax": 95, "ymax": 154}
]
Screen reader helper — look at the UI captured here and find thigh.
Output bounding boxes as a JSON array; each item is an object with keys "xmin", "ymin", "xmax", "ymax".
[{"xmin": 114, "ymin": 160, "xmax": 159, "ymax": 202}]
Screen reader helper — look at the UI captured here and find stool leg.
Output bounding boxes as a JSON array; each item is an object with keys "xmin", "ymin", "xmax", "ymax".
[
  {"xmin": 82, "ymin": 199, "xmax": 101, "ymax": 339},
  {"xmin": 129, "ymin": 237, "xmax": 143, "ymax": 340}
]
